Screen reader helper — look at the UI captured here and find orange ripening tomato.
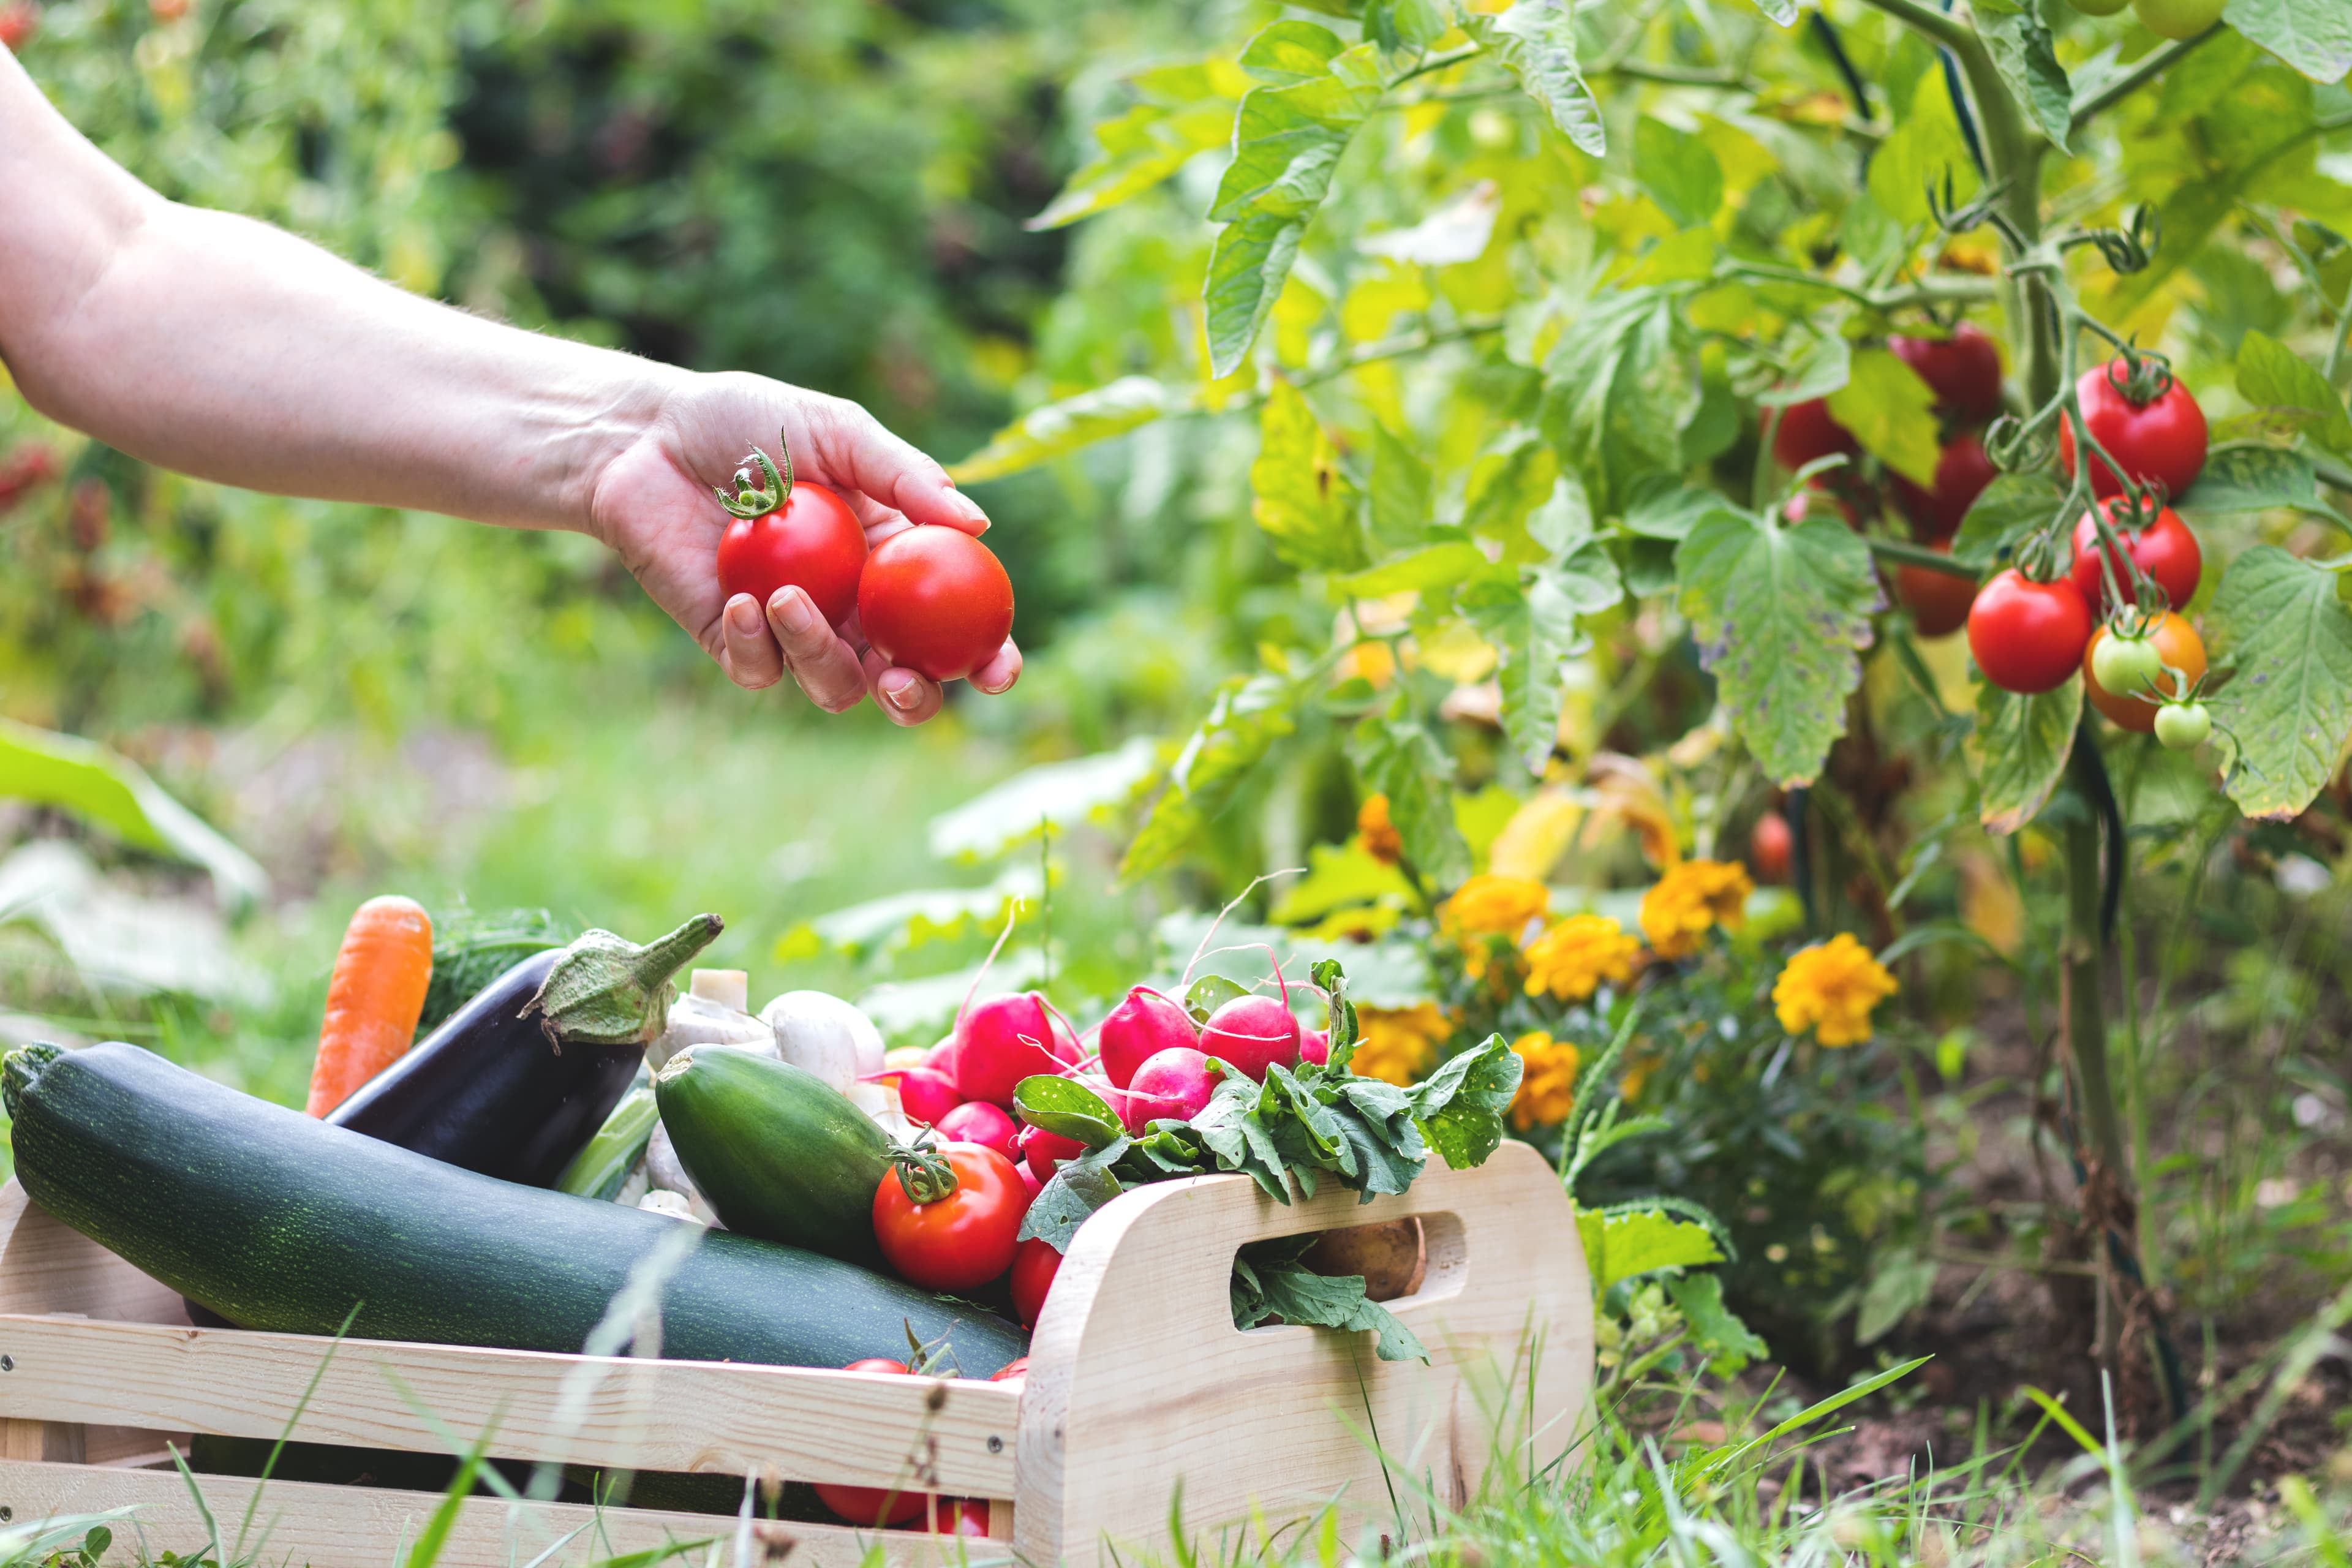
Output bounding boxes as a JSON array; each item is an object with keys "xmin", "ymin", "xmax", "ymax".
[
  {"xmin": 305, "ymin": 897, "xmax": 434, "ymax": 1117},
  {"xmin": 2083, "ymin": 614, "xmax": 2204, "ymax": 734}
]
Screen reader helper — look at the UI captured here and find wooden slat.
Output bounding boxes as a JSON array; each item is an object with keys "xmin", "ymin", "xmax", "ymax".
[
  {"xmin": 0, "ymin": 1460, "xmax": 1014, "ymax": 1568},
  {"xmin": 0, "ymin": 1316, "xmax": 1019, "ymax": 1495}
]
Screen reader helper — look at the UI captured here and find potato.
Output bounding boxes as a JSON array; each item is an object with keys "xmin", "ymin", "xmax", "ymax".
[{"xmin": 1300, "ymin": 1217, "xmax": 1426, "ymax": 1302}]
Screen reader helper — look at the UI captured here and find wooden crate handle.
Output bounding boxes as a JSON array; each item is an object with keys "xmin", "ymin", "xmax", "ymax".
[{"xmin": 1014, "ymin": 1140, "xmax": 1592, "ymax": 1567}]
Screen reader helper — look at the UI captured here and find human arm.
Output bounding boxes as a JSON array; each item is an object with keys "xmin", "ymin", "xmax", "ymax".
[{"xmin": 0, "ymin": 46, "xmax": 1015, "ymax": 721}]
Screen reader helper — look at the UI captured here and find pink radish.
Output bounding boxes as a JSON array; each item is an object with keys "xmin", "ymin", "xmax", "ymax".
[
  {"xmin": 1199, "ymin": 951, "xmax": 1303, "ymax": 1080},
  {"xmin": 1299, "ymin": 1027, "xmax": 1329, "ymax": 1066},
  {"xmin": 1121, "ymin": 1047, "xmax": 1223, "ymax": 1133},
  {"xmin": 922, "ymin": 1039, "xmax": 956, "ymax": 1072},
  {"xmin": 955, "ymin": 992, "xmax": 1079, "ymax": 1109},
  {"xmin": 1096, "ymin": 986, "xmax": 1199, "ymax": 1089},
  {"xmin": 938, "ymin": 1101, "xmax": 1019, "ymax": 1161},
  {"xmin": 883, "ymin": 1066, "xmax": 962, "ymax": 1125},
  {"xmin": 1017, "ymin": 1121, "xmax": 1086, "ymax": 1183}
]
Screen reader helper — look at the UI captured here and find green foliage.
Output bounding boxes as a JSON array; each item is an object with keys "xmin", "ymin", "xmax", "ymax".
[{"xmin": 2206, "ymin": 545, "xmax": 2352, "ymax": 819}]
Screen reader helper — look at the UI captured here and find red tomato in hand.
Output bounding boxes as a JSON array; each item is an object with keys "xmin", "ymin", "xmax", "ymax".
[
  {"xmin": 2083, "ymin": 614, "xmax": 2206, "ymax": 734},
  {"xmin": 873, "ymin": 1144, "xmax": 1025, "ymax": 1291},
  {"xmin": 857, "ymin": 527, "xmax": 1015, "ymax": 682},
  {"xmin": 1770, "ymin": 399, "xmax": 1860, "ymax": 472},
  {"xmin": 812, "ymin": 1359, "xmax": 929, "ymax": 1526},
  {"xmin": 715, "ymin": 481, "xmax": 868, "ymax": 628},
  {"xmin": 1897, "ymin": 543, "xmax": 1979, "ymax": 638},
  {"xmin": 2068, "ymin": 499, "xmax": 2201, "ymax": 615},
  {"xmin": 1890, "ymin": 324, "xmax": 2004, "ymax": 424},
  {"xmin": 1967, "ymin": 570, "xmax": 2092, "ymax": 694},
  {"xmin": 1891, "ymin": 433, "xmax": 1997, "ymax": 542},
  {"xmin": 1010, "ymin": 1236, "xmax": 1061, "ymax": 1328},
  {"xmin": 2058, "ymin": 364, "xmax": 2207, "ymax": 502}
]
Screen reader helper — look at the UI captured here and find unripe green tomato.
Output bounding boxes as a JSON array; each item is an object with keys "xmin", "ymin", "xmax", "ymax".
[
  {"xmin": 2070, "ymin": 0, "xmax": 2132, "ymax": 15},
  {"xmin": 2154, "ymin": 701, "xmax": 2212, "ymax": 751},
  {"xmin": 2132, "ymin": 0, "xmax": 2225, "ymax": 39},
  {"xmin": 2090, "ymin": 631, "xmax": 2163, "ymax": 696}
]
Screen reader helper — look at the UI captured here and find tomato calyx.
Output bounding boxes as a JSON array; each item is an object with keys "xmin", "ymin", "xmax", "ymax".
[
  {"xmin": 714, "ymin": 431, "xmax": 798, "ymax": 520},
  {"xmin": 888, "ymin": 1137, "xmax": 962, "ymax": 1206},
  {"xmin": 2100, "ymin": 344, "xmax": 2177, "ymax": 411}
]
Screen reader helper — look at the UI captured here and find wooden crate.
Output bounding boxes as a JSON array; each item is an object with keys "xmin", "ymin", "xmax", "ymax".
[{"xmin": 0, "ymin": 1140, "xmax": 1591, "ymax": 1566}]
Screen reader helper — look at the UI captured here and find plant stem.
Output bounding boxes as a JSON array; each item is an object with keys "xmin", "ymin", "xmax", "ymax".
[
  {"xmin": 1866, "ymin": 536, "xmax": 1979, "ymax": 579},
  {"xmin": 1719, "ymin": 259, "xmax": 1996, "ymax": 310},
  {"xmin": 2068, "ymin": 26, "xmax": 2223, "ymax": 135},
  {"xmin": 2064, "ymin": 740, "xmax": 2127, "ymax": 1180}
]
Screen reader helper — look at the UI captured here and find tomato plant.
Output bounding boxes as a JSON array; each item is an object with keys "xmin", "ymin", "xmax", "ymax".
[
  {"xmin": 1770, "ymin": 399, "xmax": 1860, "ymax": 473},
  {"xmin": 2083, "ymin": 614, "xmax": 2206, "ymax": 733},
  {"xmin": 2057, "ymin": 363, "xmax": 2210, "ymax": 502},
  {"xmin": 1894, "ymin": 545, "xmax": 1978, "ymax": 638},
  {"xmin": 712, "ymin": 445, "xmax": 868, "ymax": 628},
  {"xmin": 2068, "ymin": 500, "xmax": 2203, "ymax": 614},
  {"xmin": 1890, "ymin": 325, "xmax": 2005, "ymax": 424},
  {"xmin": 1890, "ymin": 434, "xmax": 1998, "ymax": 541},
  {"xmin": 858, "ymin": 527, "xmax": 1015, "ymax": 682},
  {"xmin": 873, "ymin": 1142, "xmax": 1024, "ymax": 1291}
]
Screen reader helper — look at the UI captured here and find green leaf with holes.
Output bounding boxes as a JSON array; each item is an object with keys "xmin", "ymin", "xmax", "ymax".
[{"xmin": 2207, "ymin": 546, "xmax": 2352, "ymax": 821}]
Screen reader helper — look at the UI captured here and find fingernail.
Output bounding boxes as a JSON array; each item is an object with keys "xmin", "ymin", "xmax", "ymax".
[
  {"xmin": 728, "ymin": 595, "xmax": 762, "ymax": 635},
  {"xmin": 948, "ymin": 488, "xmax": 990, "ymax": 531},
  {"xmin": 772, "ymin": 590, "xmax": 819, "ymax": 638},
  {"xmin": 883, "ymin": 678, "xmax": 920, "ymax": 711}
]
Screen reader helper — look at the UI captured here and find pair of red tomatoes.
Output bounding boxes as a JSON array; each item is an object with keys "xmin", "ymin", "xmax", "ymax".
[{"xmin": 715, "ymin": 480, "xmax": 1013, "ymax": 684}]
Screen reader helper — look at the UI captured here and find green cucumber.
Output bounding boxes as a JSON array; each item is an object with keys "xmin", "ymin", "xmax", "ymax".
[
  {"xmin": 654, "ymin": 1048, "xmax": 890, "ymax": 1262},
  {"xmin": 3, "ymin": 1043, "xmax": 1022, "ymax": 1376}
]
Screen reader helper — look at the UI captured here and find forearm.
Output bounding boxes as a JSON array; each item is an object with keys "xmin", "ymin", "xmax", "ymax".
[{"xmin": 0, "ymin": 50, "xmax": 672, "ymax": 534}]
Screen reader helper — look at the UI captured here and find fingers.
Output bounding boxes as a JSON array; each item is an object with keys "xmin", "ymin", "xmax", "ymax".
[
  {"xmin": 767, "ymin": 587, "xmax": 869, "ymax": 714},
  {"xmin": 862, "ymin": 647, "xmax": 945, "ymax": 726},
  {"xmin": 971, "ymin": 639, "xmax": 1022, "ymax": 696},
  {"xmin": 718, "ymin": 594, "xmax": 785, "ymax": 690},
  {"xmin": 807, "ymin": 398, "xmax": 992, "ymax": 537}
]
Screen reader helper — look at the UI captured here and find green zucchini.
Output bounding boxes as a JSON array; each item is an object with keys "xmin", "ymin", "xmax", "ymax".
[
  {"xmin": 654, "ymin": 1048, "xmax": 890, "ymax": 1262},
  {"xmin": 3, "ymin": 1043, "xmax": 1022, "ymax": 1376}
]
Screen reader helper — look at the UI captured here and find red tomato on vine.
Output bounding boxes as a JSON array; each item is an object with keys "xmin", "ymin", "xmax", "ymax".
[
  {"xmin": 1891, "ymin": 433, "xmax": 1998, "ymax": 542},
  {"xmin": 2068, "ymin": 499, "xmax": 2201, "ymax": 614},
  {"xmin": 2057, "ymin": 363, "xmax": 2207, "ymax": 502},
  {"xmin": 1748, "ymin": 811, "xmax": 1792, "ymax": 884},
  {"xmin": 1967, "ymin": 570, "xmax": 2092, "ymax": 694},
  {"xmin": 1890, "ymin": 323, "xmax": 2004, "ymax": 424},
  {"xmin": 712, "ymin": 443, "xmax": 868, "ymax": 628},
  {"xmin": 1896, "ymin": 543, "xmax": 1978, "ymax": 638},
  {"xmin": 1770, "ymin": 398, "xmax": 1860, "ymax": 473}
]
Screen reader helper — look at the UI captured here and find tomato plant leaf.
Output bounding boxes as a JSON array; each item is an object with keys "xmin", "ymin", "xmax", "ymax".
[
  {"xmin": 1238, "ymin": 18, "xmax": 1348, "ymax": 83},
  {"xmin": 1124, "ymin": 674, "xmax": 1300, "ymax": 880},
  {"xmin": 1367, "ymin": 423, "xmax": 1435, "ymax": 553},
  {"xmin": 1827, "ymin": 347, "xmax": 1942, "ymax": 487},
  {"xmin": 1348, "ymin": 712, "xmax": 1473, "ymax": 887},
  {"xmin": 1027, "ymin": 102, "xmax": 1236, "ymax": 232},
  {"xmin": 1252, "ymin": 382, "xmax": 1369, "ymax": 570},
  {"xmin": 1540, "ymin": 287, "xmax": 1701, "ymax": 515},
  {"xmin": 1463, "ymin": 428, "xmax": 1562, "ymax": 548},
  {"xmin": 1621, "ymin": 475, "xmax": 1741, "ymax": 541},
  {"xmin": 1972, "ymin": 1, "xmax": 2073, "ymax": 154},
  {"xmin": 2234, "ymin": 331, "xmax": 2352, "ymax": 455},
  {"xmin": 1366, "ymin": 0, "xmax": 1449, "ymax": 56},
  {"xmin": 1457, "ymin": 1, "xmax": 1607, "ymax": 156},
  {"xmin": 1757, "ymin": 331, "xmax": 1852, "ymax": 408},
  {"xmin": 1951, "ymin": 472, "xmax": 2065, "ymax": 566},
  {"xmin": 1742, "ymin": 0, "xmax": 1798, "ymax": 24},
  {"xmin": 1338, "ymin": 540, "xmax": 1489, "ymax": 597},
  {"xmin": 1634, "ymin": 118, "xmax": 1725, "ymax": 230},
  {"xmin": 2207, "ymin": 545, "xmax": 2352, "ymax": 820},
  {"xmin": 2223, "ymin": 0, "xmax": 2352, "ymax": 83},
  {"xmin": 1463, "ymin": 558, "xmax": 1619, "ymax": 772},
  {"xmin": 951, "ymin": 376, "xmax": 1187, "ymax": 483},
  {"xmin": 1967, "ymin": 680, "xmax": 2081, "ymax": 835},
  {"xmin": 1675, "ymin": 508, "xmax": 1882, "ymax": 788},
  {"xmin": 2180, "ymin": 445, "xmax": 2329, "ymax": 516},
  {"xmin": 1866, "ymin": 88, "xmax": 1980, "ymax": 226},
  {"xmin": 1207, "ymin": 214, "xmax": 1313, "ymax": 382}
]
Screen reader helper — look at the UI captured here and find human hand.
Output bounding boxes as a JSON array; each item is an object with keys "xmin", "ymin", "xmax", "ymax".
[{"xmin": 587, "ymin": 371, "xmax": 1020, "ymax": 724}]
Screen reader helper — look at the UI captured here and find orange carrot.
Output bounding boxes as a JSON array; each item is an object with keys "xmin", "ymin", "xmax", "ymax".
[{"xmin": 304, "ymin": 895, "xmax": 434, "ymax": 1117}]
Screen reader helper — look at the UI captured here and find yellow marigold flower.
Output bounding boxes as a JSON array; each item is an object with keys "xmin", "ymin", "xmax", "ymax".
[
  {"xmin": 1356, "ymin": 793, "xmax": 1402, "ymax": 865},
  {"xmin": 1523, "ymin": 913, "xmax": 1641, "ymax": 1001},
  {"xmin": 1508, "ymin": 1030, "xmax": 1581, "ymax": 1131},
  {"xmin": 1773, "ymin": 932, "xmax": 1899, "ymax": 1047},
  {"xmin": 1441, "ymin": 874, "xmax": 1550, "ymax": 941},
  {"xmin": 1351, "ymin": 1003, "xmax": 1449, "ymax": 1086},
  {"xmin": 1638, "ymin": 858, "xmax": 1752, "ymax": 960}
]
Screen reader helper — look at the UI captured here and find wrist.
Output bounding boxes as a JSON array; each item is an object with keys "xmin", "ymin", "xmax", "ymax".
[{"xmin": 567, "ymin": 358, "xmax": 693, "ymax": 546}]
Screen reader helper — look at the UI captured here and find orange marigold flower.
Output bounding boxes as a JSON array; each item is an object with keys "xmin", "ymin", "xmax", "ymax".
[
  {"xmin": 1356, "ymin": 793, "xmax": 1403, "ymax": 865},
  {"xmin": 1638, "ymin": 859, "xmax": 1752, "ymax": 960},
  {"xmin": 1772, "ymin": 933, "xmax": 1898, "ymax": 1047},
  {"xmin": 1351, "ymin": 1003, "xmax": 1450, "ymax": 1085},
  {"xmin": 1441, "ymin": 874, "xmax": 1550, "ymax": 941},
  {"xmin": 1508, "ymin": 1030, "xmax": 1581, "ymax": 1131},
  {"xmin": 1523, "ymin": 913, "xmax": 1641, "ymax": 1001}
]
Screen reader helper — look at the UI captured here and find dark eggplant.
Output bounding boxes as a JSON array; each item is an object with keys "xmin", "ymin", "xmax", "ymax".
[{"xmin": 328, "ymin": 913, "xmax": 722, "ymax": 1188}]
